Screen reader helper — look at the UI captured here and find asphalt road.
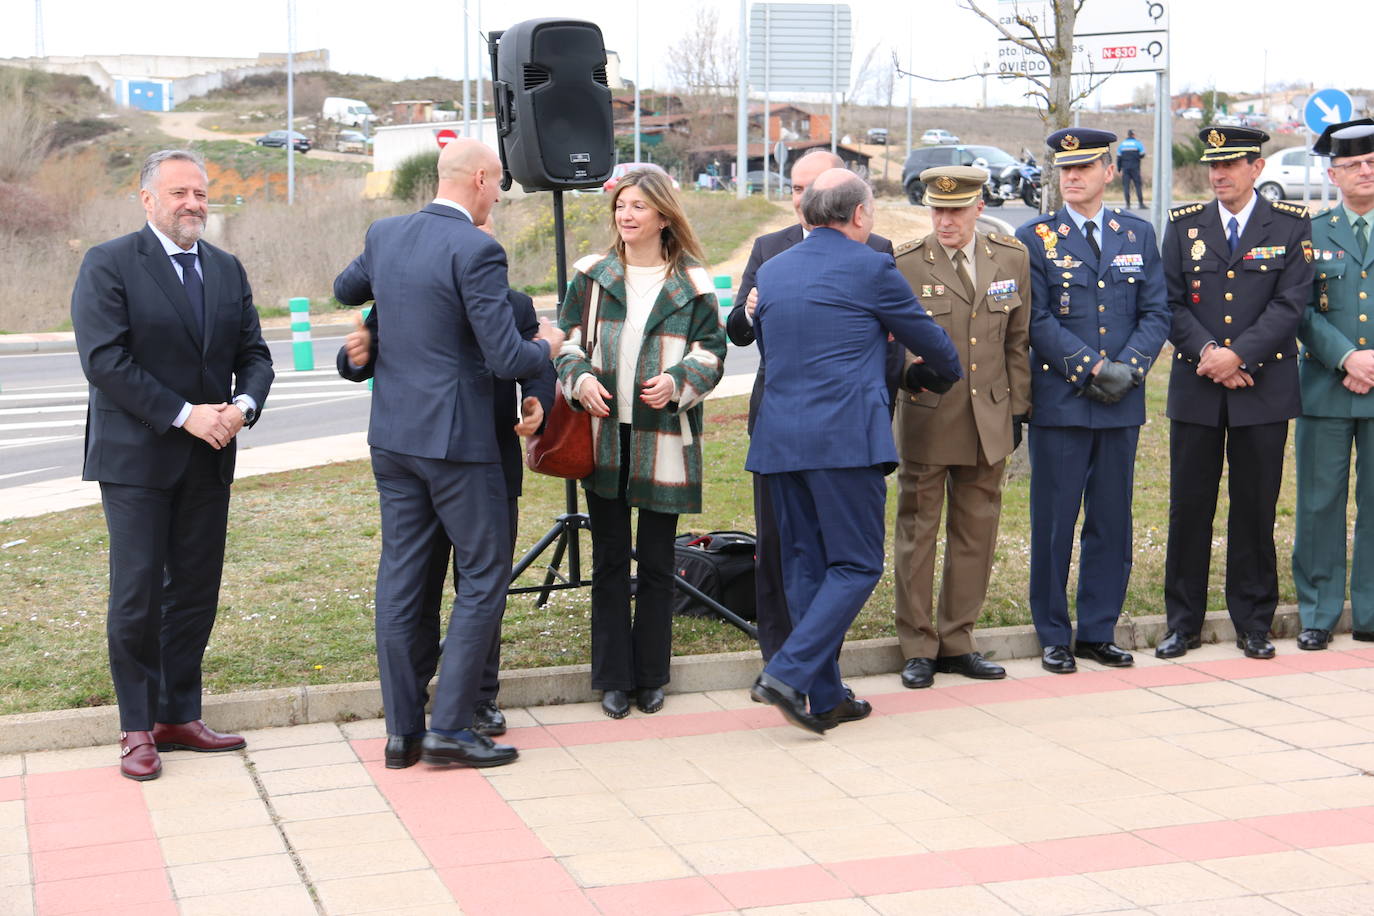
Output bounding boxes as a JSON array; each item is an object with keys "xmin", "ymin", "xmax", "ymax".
[{"xmin": 0, "ymin": 335, "xmax": 762, "ymax": 490}]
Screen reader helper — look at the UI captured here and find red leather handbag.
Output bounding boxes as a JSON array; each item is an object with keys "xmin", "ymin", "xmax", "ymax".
[{"xmin": 527, "ymin": 285, "xmax": 600, "ymax": 480}]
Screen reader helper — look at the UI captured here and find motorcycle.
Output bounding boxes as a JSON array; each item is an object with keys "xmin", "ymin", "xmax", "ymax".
[{"xmin": 975, "ymin": 152, "xmax": 1042, "ymax": 209}]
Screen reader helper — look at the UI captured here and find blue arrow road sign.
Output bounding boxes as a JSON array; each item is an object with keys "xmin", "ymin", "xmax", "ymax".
[{"xmin": 1304, "ymin": 88, "xmax": 1354, "ymax": 135}]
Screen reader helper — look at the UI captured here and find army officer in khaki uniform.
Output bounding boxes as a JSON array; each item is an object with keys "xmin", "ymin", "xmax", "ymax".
[{"xmin": 892, "ymin": 166, "xmax": 1032, "ymax": 688}]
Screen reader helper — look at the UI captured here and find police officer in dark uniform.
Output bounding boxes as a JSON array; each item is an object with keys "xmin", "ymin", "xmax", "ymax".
[
  {"xmin": 1016, "ymin": 128, "xmax": 1170, "ymax": 674},
  {"xmin": 1159, "ymin": 125, "xmax": 1315, "ymax": 660}
]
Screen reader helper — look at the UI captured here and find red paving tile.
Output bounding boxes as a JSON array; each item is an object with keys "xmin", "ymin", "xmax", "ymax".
[
  {"xmin": 32, "ymin": 867, "xmax": 171, "ymax": 916},
  {"xmin": 1240, "ymin": 809, "xmax": 1374, "ymax": 848},
  {"xmin": 27, "ymin": 812, "xmax": 156, "ymax": 853},
  {"xmin": 1186, "ymin": 657, "xmax": 1301, "ymax": 680},
  {"xmin": 708, "ymin": 864, "xmax": 853, "ymax": 909},
  {"xmin": 66, "ymin": 905, "xmax": 180, "ymax": 916},
  {"xmin": 23, "ymin": 768, "xmax": 126, "ymax": 799},
  {"xmin": 418, "ymin": 827, "xmax": 552, "ymax": 868},
  {"xmin": 584, "ymin": 876, "xmax": 732, "ymax": 916},
  {"xmin": 438, "ymin": 856, "xmax": 578, "ymax": 913},
  {"xmin": 827, "ymin": 852, "xmax": 973, "ymax": 895},
  {"xmin": 1028, "ymin": 832, "xmax": 1180, "ymax": 871},
  {"xmin": 0, "ymin": 776, "xmax": 21, "ymax": 802},
  {"xmin": 545, "ymin": 718, "xmax": 658, "ymax": 747},
  {"xmin": 1112, "ymin": 665, "xmax": 1217, "ymax": 687},
  {"xmin": 31, "ymin": 838, "xmax": 164, "ymax": 884},
  {"xmin": 505, "ymin": 725, "xmax": 561, "ymax": 749},
  {"xmin": 1348, "ymin": 806, "xmax": 1374, "ymax": 825},
  {"xmin": 25, "ymin": 789, "xmax": 146, "ymax": 825},
  {"xmin": 942, "ymin": 843, "xmax": 1066, "ymax": 883},
  {"xmin": 1136, "ymin": 819, "xmax": 1292, "ymax": 860},
  {"xmin": 350, "ymin": 737, "xmax": 385, "ymax": 763},
  {"xmin": 1344, "ymin": 647, "xmax": 1374, "ymax": 661}
]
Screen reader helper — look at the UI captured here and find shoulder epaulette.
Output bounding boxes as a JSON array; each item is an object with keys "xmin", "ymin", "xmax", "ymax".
[
  {"xmin": 894, "ymin": 237, "xmax": 924, "ymax": 257},
  {"xmin": 1169, "ymin": 203, "xmax": 1205, "ymax": 221},
  {"xmin": 572, "ymin": 253, "xmax": 603, "ymax": 274},
  {"xmin": 1270, "ymin": 200, "xmax": 1310, "ymax": 218},
  {"xmin": 986, "ymin": 232, "xmax": 1023, "ymax": 248},
  {"xmin": 1314, "ymin": 206, "xmax": 1335, "ymax": 220}
]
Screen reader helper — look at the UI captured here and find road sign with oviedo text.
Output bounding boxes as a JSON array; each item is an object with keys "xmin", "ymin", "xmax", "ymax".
[
  {"xmin": 1303, "ymin": 89, "xmax": 1354, "ymax": 136},
  {"xmin": 995, "ymin": 0, "xmax": 1168, "ymax": 77}
]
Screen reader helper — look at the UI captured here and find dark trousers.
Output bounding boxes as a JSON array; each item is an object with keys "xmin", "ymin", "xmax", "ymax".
[
  {"xmin": 1121, "ymin": 169, "xmax": 1144, "ymax": 208},
  {"xmin": 585, "ymin": 424, "xmax": 678, "ymax": 691},
  {"xmin": 415, "ymin": 498, "xmax": 519, "ymax": 721},
  {"xmin": 100, "ymin": 443, "xmax": 229, "ymax": 731},
  {"xmin": 751, "ymin": 470, "xmax": 791, "ymax": 661},
  {"xmin": 1028, "ymin": 426, "xmax": 1140, "ymax": 647},
  {"xmin": 764, "ymin": 466, "xmax": 886, "ymax": 715},
  {"xmin": 371, "ymin": 446, "xmax": 509, "ymax": 735},
  {"xmin": 1164, "ymin": 418, "xmax": 1289, "ymax": 637}
]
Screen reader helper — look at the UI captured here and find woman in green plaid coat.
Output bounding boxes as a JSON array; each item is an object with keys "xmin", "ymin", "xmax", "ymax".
[{"xmin": 555, "ymin": 168, "xmax": 727, "ymax": 720}]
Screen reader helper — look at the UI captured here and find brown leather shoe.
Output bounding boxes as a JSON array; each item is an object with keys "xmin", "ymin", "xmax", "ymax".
[
  {"xmin": 120, "ymin": 731, "xmax": 161, "ymax": 781},
  {"xmin": 152, "ymin": 720, "xmax": 246, "ymax": 753}
]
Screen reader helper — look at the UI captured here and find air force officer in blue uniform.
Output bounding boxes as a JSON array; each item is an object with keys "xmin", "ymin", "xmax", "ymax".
[
  {"xmin": 1015, "ymin": 129, "xmax": 1170, "ymax": 674},
  {"xmin": 745, "ymin": 169, "xmax": 961, "ymax": 733}
]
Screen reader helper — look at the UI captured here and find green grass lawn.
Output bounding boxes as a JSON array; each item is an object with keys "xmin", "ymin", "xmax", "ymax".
[{"xmin": 0, "ymin": 364, "xmax": 1304, "ymax": 717}]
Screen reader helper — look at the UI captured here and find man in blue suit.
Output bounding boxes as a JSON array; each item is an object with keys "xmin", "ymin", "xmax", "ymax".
[
  {"xmin": 334, "ymin": 139, "xmax": 563, "ymax": 769},
  {"xmin": 1015, "ymin": 128, "xmax": 1170, "ymax": 674},
  {"xmin": 745, "ymin": 168, "xmax": 961, "ymax": 733}
]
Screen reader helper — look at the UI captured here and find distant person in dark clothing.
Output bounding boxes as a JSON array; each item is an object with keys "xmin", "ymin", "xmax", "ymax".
[{"xmin": 1117, "ymin": 129, "xmax": 1146, "ymax": 208}]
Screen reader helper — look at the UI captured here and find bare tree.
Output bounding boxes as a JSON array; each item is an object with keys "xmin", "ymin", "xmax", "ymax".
[
  {"xmin": 666, "ymin": 4, "xmax": 739, "ymax": 99},
  {"xmin": 962, "ymin": 0, "xmax": 1113, "ymax": 211}
]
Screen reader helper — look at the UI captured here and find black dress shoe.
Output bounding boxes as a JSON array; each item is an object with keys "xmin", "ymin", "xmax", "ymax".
[
  {"xmin": 1354, "ymin": 631, "xmax": 1374, "ymax": 642},
  {"xmin": 1236, "ymin": 632, "xmax": 1276, "ymax": 659},
  {"xmin": 1297, "ymin": 628, "xmax": 1331, "ymax": 651},
  {"xmin": 1155, "ymin": 630, "xmax": 1201, "ymax": 659},
  {"xmin": 817, "ymin": 696, "xmax": 872, "ymax": 726},
  {"xmin": 420, "ymin": 731, "xmax": 518, "ymax": 768},
  {"xmin": 601, "ymin": 690, "xmax": 630, "ymax": 720},
  {"xmin": 384, "ymin": 734, "xmax": 423, "ymax": 769},
  {"xmin": 750, "ymin": 672, "xmax": 830, "ymax": 734},
  {"xmin": 901, "ymin": 657, "xmax": 935, "ymax": 689},
  {"xmin": 1074, "ymin": 641, "xmax": 1134, "ymax": 667},
  {"xmin": 636, "ymin": 687, "xmax": 665, "ymax": 714},
  {"xmin": 473, "ymin": 700, "xmax": 507, "ymax": 737},
  {"xmin": 936, "ymin": 652, "xmax": 1006, "ymax": 680},
  {"xmin": 1041, "ymin": 645, "xmax": 1077, "ymax": 674}
]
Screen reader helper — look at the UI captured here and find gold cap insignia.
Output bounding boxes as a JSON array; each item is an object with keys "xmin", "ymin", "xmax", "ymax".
[
  {"xmin": 1062, "ymin": 135, "xmax": 1080, "ymax": 151},
  {"xmin": 934, "ymin": 176, "xmax": 958, "ymax": 193},
  {"xmin": 1207, "ymin": 129, "xmax": 1225, "ymax": 148}
]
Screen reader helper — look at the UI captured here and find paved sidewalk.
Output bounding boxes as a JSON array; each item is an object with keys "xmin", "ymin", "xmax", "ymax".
[{"xmin": 4, "ymin": 639, "xmax": 1374, "ymax": 915}]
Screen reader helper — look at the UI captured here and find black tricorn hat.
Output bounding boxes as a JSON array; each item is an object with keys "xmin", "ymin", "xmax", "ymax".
[{"xmin": 1313, "ymin": 118, "xmax": 1374, "ymax": 159}]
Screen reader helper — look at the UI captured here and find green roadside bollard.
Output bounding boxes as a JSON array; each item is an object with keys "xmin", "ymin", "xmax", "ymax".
[
  {"xmin": 713, "ymin": 274, "xmax": 734, "ymax": 316},
  {"xmin": 290, "ymin": 297, "xmax": 314, "ymax": 371}
]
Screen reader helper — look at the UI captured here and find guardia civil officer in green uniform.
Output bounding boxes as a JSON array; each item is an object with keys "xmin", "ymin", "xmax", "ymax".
[
  {"xmin": 1293, "ymin": 119, "xmax": 1374, "ymax": 649},
  {"xmin": 1015, "ymin": 129, "xmax": 1170, "ymax": 674},
  {"xmin": 1159, "ymin": 126, "xmax": 1315, "ymax": 660}
]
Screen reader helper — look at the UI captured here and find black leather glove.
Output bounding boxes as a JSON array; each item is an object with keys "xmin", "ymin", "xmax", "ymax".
[
  {"xmin": 1012, "ymin": 413, "xmax": 1028, "ymax": 450},
  {"xmin": 1081, "ymin": 361, "xmax": 1139, "ymax": 405},
  {"xmin": 904, "ymin": 361, "xmax": 957, "ymax": 394}
]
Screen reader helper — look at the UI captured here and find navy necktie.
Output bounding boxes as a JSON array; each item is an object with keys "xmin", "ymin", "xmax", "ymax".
[
  {"xmin": 172, "ymin": 251, "xmax": 205, "ymax": 337},
  {"xmin": 1227, "ymin": 216, "xmax": 1241, "ymax": 255},
  {"xmin": 1084, "ymin": 220, "xmax": 1101, "ymax": 260}
]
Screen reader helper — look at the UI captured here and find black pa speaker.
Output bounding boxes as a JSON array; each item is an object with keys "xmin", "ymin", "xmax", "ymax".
[{"xmin": 489, "ymin": 18, "xmax": 614, "ymax": 191}]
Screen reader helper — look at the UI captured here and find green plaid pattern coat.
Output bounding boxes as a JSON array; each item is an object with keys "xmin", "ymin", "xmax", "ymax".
[{"xmin": 555, "ymin": 252, "xmax": 727, "ymax": 515}]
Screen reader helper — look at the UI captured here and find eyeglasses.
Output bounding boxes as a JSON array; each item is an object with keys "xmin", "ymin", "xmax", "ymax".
[{"xmin": 1331, "ymin": 157, "xmax": 1374, "ymax": 174}]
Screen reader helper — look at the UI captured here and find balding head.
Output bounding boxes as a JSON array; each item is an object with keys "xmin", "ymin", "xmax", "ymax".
[
  {"xmin": 788, "ymin": 149, "xmax": 847, "ymax": 222},
  {"xmin": 800, "ymin": 168, "xmax": 874, "ymax": 242},
  {"xmin": 436, "ymin": 138, "xmax": 502, "ymax": 224}
]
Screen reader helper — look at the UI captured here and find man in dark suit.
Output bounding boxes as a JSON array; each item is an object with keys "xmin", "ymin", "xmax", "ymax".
[
  {"xmin": 1015, "ymin": 129, "xmax": 1170, "ymax": 674},
  {"xmin": 71, "ymin": 149, "xmax": 274, "ymax": 780},
  {"xmin": 334, "ymin": 138, "xmax": 563, "ymax": 769},
  {"xmin": 727, "ymin": 148, "xmax": 898, "ymax": 662},
  {"xmin": 1159, "ymin": 126, "xmax": 1314, "ymax": 660},
  {"xmin": 745, "ymin": 168, "xmax": 960, "ymax": 734},
  {"xmin": 338, "ymin": 279, "xmax": 555, "ymax": 748}
]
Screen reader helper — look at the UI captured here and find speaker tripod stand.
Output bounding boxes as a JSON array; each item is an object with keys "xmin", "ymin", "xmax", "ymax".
[{"xmin": 499, "ymin": 189, "xmax": 756, "ymax": 639}]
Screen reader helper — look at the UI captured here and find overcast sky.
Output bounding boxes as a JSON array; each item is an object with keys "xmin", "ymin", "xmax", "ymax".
[{"xmin": 2, "ymin": 0, "xmax": 1364, "ymax": 109}]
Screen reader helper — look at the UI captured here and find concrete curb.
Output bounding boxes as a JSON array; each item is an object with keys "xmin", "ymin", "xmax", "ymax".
[
  {"xmin": 0, "ymin": 604, "xmax": 1342, "ymax": 755},
  {"xmin": 0, "ymin": 322, "xmax": 362, "ymax": 354}
]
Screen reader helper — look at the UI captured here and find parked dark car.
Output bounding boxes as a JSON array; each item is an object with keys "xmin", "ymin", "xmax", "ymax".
[
  {"xmin": 866, "ymin": 127, "xmax": 889, "ymax": 145},
  {"xmin": 256, "ymin": 130, "xmax": 311, "ymax": 153},
  {"xmin": 901, "ymin": 144, "xmax": 1018, "ymax": 204}
]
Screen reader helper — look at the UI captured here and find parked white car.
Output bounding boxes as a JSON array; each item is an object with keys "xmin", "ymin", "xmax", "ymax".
[
  {"xmin": 921, "ymin": 128, "xmax": 960, "ymax": 145},
  {"xmin": 1257, "ymin": 146, "xmax": 1329, "ymax": 202}
]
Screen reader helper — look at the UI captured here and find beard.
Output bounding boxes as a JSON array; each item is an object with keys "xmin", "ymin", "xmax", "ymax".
[{"xmin": 163, "ymin": 208, "xmax": 206, "ymax": 248}]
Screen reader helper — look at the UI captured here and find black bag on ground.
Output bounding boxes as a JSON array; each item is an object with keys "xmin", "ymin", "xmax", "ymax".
[{"xmin": 672, "ymin": 531, "xmax": 757, "ymax": 621}]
